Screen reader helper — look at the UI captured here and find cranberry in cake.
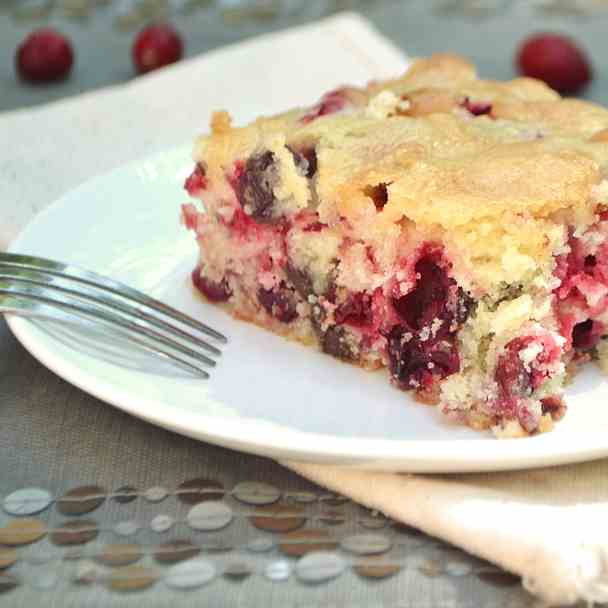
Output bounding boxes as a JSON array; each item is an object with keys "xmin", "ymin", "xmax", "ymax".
[{"xmin": 182, "ymin": 54, "xmax": 608, "ymax": 438}]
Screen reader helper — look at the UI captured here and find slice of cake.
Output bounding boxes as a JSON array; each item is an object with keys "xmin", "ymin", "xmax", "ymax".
[{"xmin": 181, "ymin": 54, "xmax": 608, "ymax": 438}]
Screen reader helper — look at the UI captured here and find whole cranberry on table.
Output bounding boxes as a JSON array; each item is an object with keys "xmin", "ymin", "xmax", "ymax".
[
  {"xmin": 15, "ymin": 28, "xmax": 74, "ymax": 83},
  {"xmin": 516, "ymin": 33, "xmax": 592, "ymax": 95},
  {"xmin": 132, "ymin": 24, "xmax": 183, "ymax": 75}
]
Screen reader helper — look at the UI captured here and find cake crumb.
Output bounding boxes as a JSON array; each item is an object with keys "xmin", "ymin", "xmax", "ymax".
[{"xmin": 365, "ymin": 90, "xmax": 410, "ymax": 119}]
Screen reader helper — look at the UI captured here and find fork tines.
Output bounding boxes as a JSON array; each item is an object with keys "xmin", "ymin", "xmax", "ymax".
[{"xmin": 0, "ymin": 252, "xmax": 226, "ymax": 378}]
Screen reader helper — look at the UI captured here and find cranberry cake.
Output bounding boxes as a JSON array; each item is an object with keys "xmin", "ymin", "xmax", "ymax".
[{"xmin": 182, "ymin": 54, "xmax": 608, "ymax": 438}]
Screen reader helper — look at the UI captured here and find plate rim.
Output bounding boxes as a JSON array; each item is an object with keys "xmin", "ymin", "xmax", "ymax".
[{"xmin": 7, "ymin": 145, "xmax": 608, "ymax": 473}]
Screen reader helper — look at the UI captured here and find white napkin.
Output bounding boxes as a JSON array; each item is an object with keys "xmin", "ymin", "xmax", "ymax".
[{"xmin": 2, "ymin": 13, "xmax": 607, "ymax": 606}]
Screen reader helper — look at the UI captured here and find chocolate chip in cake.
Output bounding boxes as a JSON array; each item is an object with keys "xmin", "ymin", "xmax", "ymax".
[
  {"xmin": 321, "ymin": 326, "xmax": 358, "ymax": 362},
  {"xmin": 258, "ymin": 284, "xmax": 299, "ymax": 323},
  {"xmin": 364, "ymin": 183, "xmax": 389, "ymax": 211},
  {"xmin": 237, "ymin": 151, "xmax": 279, "ymax": 223},
  {"xmin": 192, "ymin": 267, "xmax": 232, "ymax": 302},
  {"xmin": 285, "ymin": 263, "xmax": 315, "ymax": 299},
  {"xmin": 289, "ymin": 146, "xmax": 318, "ymax": 179},
  {"xmin": 541, "ymin": 396, "xmax": 567, "ymax": 421},
  {"xmin": 455, "ymin": 288, "xmax": 476, "ymax": 325},
  {"xmin": 492, "ymin": 283, "xmax": 524, "ymax": 309}
]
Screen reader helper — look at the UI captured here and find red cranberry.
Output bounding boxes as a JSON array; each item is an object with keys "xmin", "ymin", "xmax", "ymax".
[
  {"xmin": 516, "ymin": 33, "xmax": 592, "ymax": 95},
  {"xmin": 388, "ymin": 325, "xmax": 460, "ymax": 390},
  {"xmin": 393, "ymin": 257, "xmax": 451, "ymax": 332},
  {"xmin": 316, "ymin": 93, "xmax": 345, "ymax": 117},
  {"xmin": 301, "ymin": 90, "xmax": 346, "ymax": 124},
  {"xmin": 181, "ymin": 203, "xmax": 198, "ymax": 230},
  {"xmin": 572, "ymin": 319, "xmax": 603, "ymax": 350},
  {"xmin": 184, "ymin": 164, "xmax": 207, "ymax": 196},
  {"xmin": 258, "ymin": 284, "xmax": 298, "ymax": 323},
  {"xmin": 429, "ymin": 347, "xmax": 460, "ymax": 376},
  {"xmin": 387, "ymin": 252, "xmax": 473, "ymax": 391},
  {"xmin": 494, "ymin": 334, "xmax": 561, "ymax": 412},
  {"xmin": 585, "ymin": 255, "xmax": 597, "ymax": 269},
  {"xmin": 192, "ymin": 268, "xmax": 231, "ymax": 302},
  {"xmin": 230, "ymin": 160, "xmax": 245, "ymax": 186},
  {"xmin": 461, "ymin": 97, "xmax": 493, "ymax": 117},
  {"xmin": 335, "ymin": 292, "xmax": 373, "ymax": 327},
  {"xmin": 227, "ymin": 206, "xmax": 259, "ymax": 239},
  {"xmin": 16, "ymin": 28, "xmax": 73, "ymax": 83},
  {"xmin": 495, "ymin": 339, "xmax": 533, "ymax": 402},
  {"xmin": 302, "ymin": 222, "xmax": 326, "ymax": 233},
  {"xmin": 132, "ymin": 24, "xmax": 183, "ymax": 75}
]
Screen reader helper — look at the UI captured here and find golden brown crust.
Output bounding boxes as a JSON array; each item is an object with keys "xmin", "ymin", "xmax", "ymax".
[
  {"xmin": 210, "ymin": 110, "xmax": 232, "ymax": 134},
  {"xmin": 193, "ymin": 53, "xmax": 608, "ymax": 294},
  {"xmin": 590, "ymin": 128, "xmax": 608, "ymax": 143}
]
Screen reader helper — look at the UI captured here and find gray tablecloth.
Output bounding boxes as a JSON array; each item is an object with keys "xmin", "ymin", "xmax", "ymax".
[{"xmin": 0, "ymin": 317, "xmax": 536, "ymax": 606}]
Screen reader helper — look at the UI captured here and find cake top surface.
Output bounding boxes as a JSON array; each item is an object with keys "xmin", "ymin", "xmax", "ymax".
[{"xmin": 193, "ymin": 54, "xmax": 608, "ymax": 291}]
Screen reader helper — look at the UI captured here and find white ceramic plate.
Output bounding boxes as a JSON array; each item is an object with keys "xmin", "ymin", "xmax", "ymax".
[{"xmin": 8, "ymin": 145, "xmax": 608, "ymax": 472}]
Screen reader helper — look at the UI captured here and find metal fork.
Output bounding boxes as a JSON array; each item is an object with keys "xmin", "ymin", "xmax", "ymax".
[{"xmin": 0, "ymin": 252, "xmax": 226, "ymax": 378}]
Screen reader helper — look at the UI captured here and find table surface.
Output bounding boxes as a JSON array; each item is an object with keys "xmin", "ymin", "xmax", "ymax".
[{"xmin": 1, "ymin": 1, "xmax": 604, "ymax": 606}]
